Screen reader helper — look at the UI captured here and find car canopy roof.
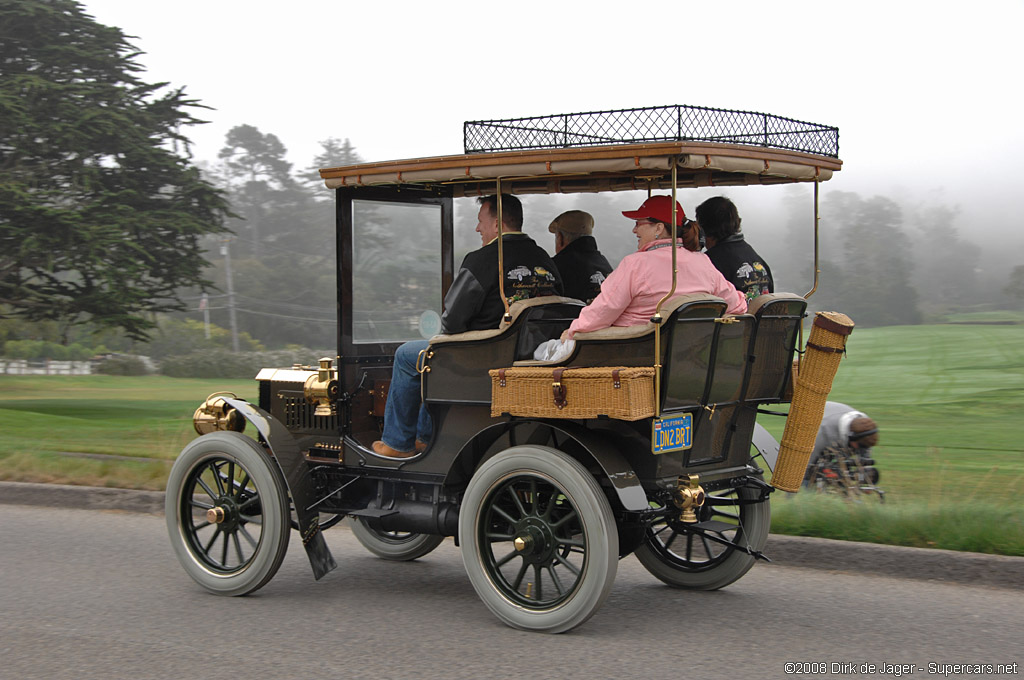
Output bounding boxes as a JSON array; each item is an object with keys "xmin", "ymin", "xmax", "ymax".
[{"xmin": 319, "ymin": 104, "xmax": 842, "ymax": 196}]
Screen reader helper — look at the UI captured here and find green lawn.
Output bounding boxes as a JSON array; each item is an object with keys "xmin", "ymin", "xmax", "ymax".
[
  {"xmin": 0, "ymin": 376, "xmax": 255, "ymax": 489},
  {"xmin": 760, "ymin": 323, "xmax": 1024, "ymax": 504},
  {"xmin": 1, "ymin": 323, "xmax": 1022, "ymax": 553},
  {"xmin": 762, "ymin": 323, "xmax": 1024, "ymax": 555}
]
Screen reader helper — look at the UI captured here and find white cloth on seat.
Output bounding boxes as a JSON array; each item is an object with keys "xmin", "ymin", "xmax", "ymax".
[{"xmin": 533, "ymin": 338, "xmax": 575, "ymax": 362}]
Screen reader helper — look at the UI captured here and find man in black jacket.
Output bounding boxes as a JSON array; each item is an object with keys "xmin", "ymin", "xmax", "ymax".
[
  {"xmin": 441, "ymin": 195, "xmax": 562, "ymax": 333},
  {"xmin": 548, "ymin": 210, "xmax": 612, "ymax": 303},
  {"xmin": 695, "ymin": 196, "xmax": 773, "ymax": 302},
  {"xmin": 373, "ymin": 194, "xmax": 563, "ymax": 458}
]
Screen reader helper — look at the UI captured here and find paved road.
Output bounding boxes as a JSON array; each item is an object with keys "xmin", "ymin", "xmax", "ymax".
[{"xmin": 1, "ymin": 504, "xmax": 1021, "ymax": 680}]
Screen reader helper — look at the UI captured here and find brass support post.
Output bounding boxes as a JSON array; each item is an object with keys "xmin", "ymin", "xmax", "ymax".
[
  {"xmin": 797, "ymin": 179, "xmax": 823, "ymax": 370},
  {"xmin": 804, "ymin": 179, "xmax": 821, "ymax": 300},
  {"xmin": 652, "ymin": 161, "xmax": 680, "ymax": 418},
  {"xmin": 496, "ymin": 179, "xmax": 512, "ymax": 324}
]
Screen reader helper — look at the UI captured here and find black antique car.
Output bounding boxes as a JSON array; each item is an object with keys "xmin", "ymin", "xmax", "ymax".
[{"xmin": 166, "ymin": 105, "xmax": 847, "ymax": 633}]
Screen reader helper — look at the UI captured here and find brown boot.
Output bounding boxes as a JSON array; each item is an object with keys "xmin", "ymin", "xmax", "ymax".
[
  {"xmin": 415, "ymin": 439, "xmax": 428, "ymax": 453},
  {"xmin": 372, "ymin": 440, "xmax": 416, "ymax": 459}
]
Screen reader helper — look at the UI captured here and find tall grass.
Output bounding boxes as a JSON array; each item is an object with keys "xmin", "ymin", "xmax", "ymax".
[{"xmin": 771, "ymin": 493, "xmax": 1024, "ymax": 556}]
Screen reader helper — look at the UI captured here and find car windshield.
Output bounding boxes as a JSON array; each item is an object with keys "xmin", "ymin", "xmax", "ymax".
[{"xmin": 351, "ymin": 200, "xmax": 443, "ymax": 343}]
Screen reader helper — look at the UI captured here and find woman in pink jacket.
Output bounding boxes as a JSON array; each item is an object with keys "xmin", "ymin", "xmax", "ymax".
[{"xmin": 563, "ymin": 195, "xmax": 747, "ymax": 339}]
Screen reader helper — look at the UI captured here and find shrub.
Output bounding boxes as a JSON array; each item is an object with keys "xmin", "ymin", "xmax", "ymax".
[
  {"xmin": 141, "ymin": 318, "xmax": 263, "ymax": 360},
  {"xmin": 2, "ymin": 339, "xmax": 103, "ymax": 361},
  {"xmin": 159, "ymin": 348, "xmax": 333, "ymax": 379},
  {"xmin": 95, "ymin": 355, "xmax": 150, "ymax": 376}
]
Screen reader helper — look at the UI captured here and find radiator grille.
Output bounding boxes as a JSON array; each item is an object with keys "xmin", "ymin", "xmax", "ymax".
[{"xmin": 282, "ymin": 396, "xmax": 339, "ymax": 432}]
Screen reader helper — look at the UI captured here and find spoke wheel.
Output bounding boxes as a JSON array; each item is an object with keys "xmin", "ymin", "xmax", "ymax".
[
  {"xmin": 166, "ymin": 432, "xmax": 290, "ymax": 596},
  {"xmin": 349, "ymin": 518, "xmax": 445, "ymax": 561},
  {"xmin": 460, "ymin": 446, "xmax": 617, "ymax": 633},
  {"xmin": 635, "ymin": 484, "xmax": 769, "ymax": 590}
]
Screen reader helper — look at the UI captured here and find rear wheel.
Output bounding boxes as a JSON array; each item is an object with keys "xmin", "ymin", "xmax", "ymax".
[
  {"xmin": 349, "ymin": 518, "xmax": 445, "ymax": 561},
  {"xmin": 459, "ymin": 446, "xmax": 617, "ymax": 633},
  {"xmin": 634, "ymin": 484, "xmax": 769, "ymax": 590},
  {"xmin": 165, "ymin": 432, "xmax": 291, "ymax": 596}
]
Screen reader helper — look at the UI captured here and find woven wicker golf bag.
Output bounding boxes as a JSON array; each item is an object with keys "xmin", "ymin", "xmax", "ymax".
[{"xmin": 772, "ymin": 311, "xmax": 854, "ymax": 492}]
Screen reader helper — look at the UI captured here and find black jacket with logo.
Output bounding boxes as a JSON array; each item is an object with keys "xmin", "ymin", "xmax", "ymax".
[
  {"xmin": 552, "ymin": 235, "xmax": 613, "ymax": 303},
  {"xmin": 440, "ymin": 233, "xmax": 563, "ymax": 334},
  {"xmin": 705, "ymin": 234, "xmax": 774, "ymax": 301}
]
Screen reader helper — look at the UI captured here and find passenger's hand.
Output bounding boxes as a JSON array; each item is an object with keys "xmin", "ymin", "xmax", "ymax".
[{"xmin": 560, "ymin": 330, "xmax": 571, "ymax": 342}]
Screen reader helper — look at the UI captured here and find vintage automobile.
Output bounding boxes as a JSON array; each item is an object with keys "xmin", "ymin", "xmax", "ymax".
[{"xmin": 166, "ymin": 104, "xmax": 850, "ymax": 633}]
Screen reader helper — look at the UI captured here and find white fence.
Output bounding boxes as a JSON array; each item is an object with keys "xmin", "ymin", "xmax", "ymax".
[{"xmin": 0, "ymin": 359, "xmax": 93, "ymax": 375}]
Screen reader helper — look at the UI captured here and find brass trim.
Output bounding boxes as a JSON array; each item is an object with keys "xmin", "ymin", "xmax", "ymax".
[{"xmin": 673, "ymin": 474, "xmax": 706, "ymax": 524}]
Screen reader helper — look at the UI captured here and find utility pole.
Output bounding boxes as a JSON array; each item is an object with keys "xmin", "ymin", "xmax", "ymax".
[
  {"xmin": 220, "ymin": 239, "xmax": 240, "ymax": 352},
  {"xmin": 200, "ymin": 293, "xmax": 211, "ymax": 339}
]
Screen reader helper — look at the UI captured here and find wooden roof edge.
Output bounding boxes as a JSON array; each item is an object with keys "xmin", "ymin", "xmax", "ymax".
[{"xmin": 319, "ymin": 142, "xmax": 841, "ymax": 179}]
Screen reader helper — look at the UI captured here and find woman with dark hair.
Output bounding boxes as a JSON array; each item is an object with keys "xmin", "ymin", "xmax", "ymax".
[{"xmin": 694, "ymin": 196, "xmax": 773, "ymax": 301}]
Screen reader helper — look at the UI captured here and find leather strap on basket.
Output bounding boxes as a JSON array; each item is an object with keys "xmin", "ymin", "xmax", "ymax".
[
  {"xmin": 498, "ymin": 368, "xmax": 507, "ymax": 387},
  {"xmin": 805, "ymin": 342, "xmax": 846, "ymax": 354},
  {"xmin": 812, "ymin": 313, "xmax": 854, "ymax": 336},
  {"xmin": 552, "ymin": 368, "xmax": 567, "ymax": 409},
  {"xmin": 612, "ymin": 369, "xmax": 621, "ymax": 389}
]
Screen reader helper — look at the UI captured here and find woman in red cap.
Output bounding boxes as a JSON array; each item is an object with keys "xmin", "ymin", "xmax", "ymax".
[{"xmin": 562, "ymin": 195, "xmax": 746, "ymax": 339}]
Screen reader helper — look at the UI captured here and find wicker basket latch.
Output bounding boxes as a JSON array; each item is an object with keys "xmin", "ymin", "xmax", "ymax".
[{"xmin": 552, "ymin": 368, "xmax": 567, "ymax": 409}]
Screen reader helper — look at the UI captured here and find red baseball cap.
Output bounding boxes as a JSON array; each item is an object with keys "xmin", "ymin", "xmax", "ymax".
[{"xmin": 622, "ymin": 195, "xmax": 687, "ymax": 226}]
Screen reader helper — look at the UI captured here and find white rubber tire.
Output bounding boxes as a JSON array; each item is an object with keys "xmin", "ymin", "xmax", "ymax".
[
  {"xmin": 166, "ymin": 432, "xmax": 290, "ymax": 596},
  {"xmin": 349, "ymin": 518, "xmax": 445, "ymax": 561},
  {"xmin": 459, "ymin": 446, "xmax": 617, "ymax": 633}
]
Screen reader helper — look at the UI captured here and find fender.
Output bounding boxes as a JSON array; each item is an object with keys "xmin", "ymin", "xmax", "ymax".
[
  {"xmin": 223, "ymin": 398, "xmax": 337, "ymax": 581},
  {"xmin": 751, "ymin": 423, "xmax": 780, "ymax": 474},
  {"xmin": 454, "ymin": 419, "xmax": 649, "ymax": 512}
]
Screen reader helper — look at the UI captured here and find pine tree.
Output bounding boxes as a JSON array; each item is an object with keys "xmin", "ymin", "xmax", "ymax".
[{"xmin": 0, "ymin": 0, "xmax": 230, "ymax": 340}]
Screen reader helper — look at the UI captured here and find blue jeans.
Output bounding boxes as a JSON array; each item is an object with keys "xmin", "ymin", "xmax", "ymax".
[{"xmin": 380, "ymin": 339, "xmax": 432, "ymax": 452}]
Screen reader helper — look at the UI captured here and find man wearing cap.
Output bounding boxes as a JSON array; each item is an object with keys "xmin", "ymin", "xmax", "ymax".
[
  {"xmin": 548, "ymin": 210, "xmax": 613, "ymax": 303},
  {"xmin": 562, "ymin": 195, "xmax": 746, "ymax": 339},
  {"xmin": 695, "ymin": 196, "xmax": 774, "ymax": 302},
  {"xmin": 804, "ymin": 401, "xmax": 881, "ymax": 488}
]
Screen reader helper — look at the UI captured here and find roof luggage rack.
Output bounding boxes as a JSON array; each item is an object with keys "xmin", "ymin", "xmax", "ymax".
[{"xmin": 464, "ymin": 104, "xmax": 839, "ymax": 158}]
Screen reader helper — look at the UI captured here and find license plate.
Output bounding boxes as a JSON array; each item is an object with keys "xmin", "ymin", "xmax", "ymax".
[{"xmin": 651, "ymin": 414, "xmax": 693, "ymax": 454}]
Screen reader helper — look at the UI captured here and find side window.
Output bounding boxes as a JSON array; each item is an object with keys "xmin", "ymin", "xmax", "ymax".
[{"xmin": 352, "ymin": 200, "xmax": 443, "ymax": 343}]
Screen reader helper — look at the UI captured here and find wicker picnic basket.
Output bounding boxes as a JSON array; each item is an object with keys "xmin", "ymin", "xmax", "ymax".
[
  {"xmin": 489, "ymin": 366, "xmax": 656, "ymax": 421},
  {"xmin": 772, "ymin": 311, "xmax": 855, "ymax": 492}
]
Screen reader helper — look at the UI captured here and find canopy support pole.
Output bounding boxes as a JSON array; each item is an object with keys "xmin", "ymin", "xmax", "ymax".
[
  {"xmin": 652, "ymin": 161, "xmax": 681, "ymax": 418},
  {"xmin": 496, "ymin": 180, "xmax": 512, "ymax": 324}
]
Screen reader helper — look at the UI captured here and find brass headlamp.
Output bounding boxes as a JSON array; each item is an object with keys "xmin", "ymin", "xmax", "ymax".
[
  {"xmin": 304, "ymin": 357, "xmax": 339, "ymax": 417},
  {"xmin": 192, "ymin": 392, "xmax": 245, "ymax": 435}
]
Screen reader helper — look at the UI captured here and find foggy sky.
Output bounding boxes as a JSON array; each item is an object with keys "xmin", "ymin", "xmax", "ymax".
[{"xmin": 80, "ymin": 0, "xmax": 1024, "ymax": 281}]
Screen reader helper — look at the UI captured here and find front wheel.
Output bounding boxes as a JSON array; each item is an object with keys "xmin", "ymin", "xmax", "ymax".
[
  {"xmin": 634, "ymin": 484, "xmax": 770, "ymax": 590},
  {"xmin": 349, "ymin": 518, "xmax": 445, "ymax": 561},
  {"xmin": 165, "ymin": 431, "xmax": 291, "ymax": 596},
  {"xmin": 459, "ymin": 446, "xmax": 618, "ymax": 634}
]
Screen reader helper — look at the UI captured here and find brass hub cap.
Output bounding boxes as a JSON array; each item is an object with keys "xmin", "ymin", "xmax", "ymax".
[
  {"xmin": 206, "ymin": 506, "xmax": 227, "ymax": 524},
  {"xmin": 511, "ymin": 523, "xmax": 551, "ymax": 563}
]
